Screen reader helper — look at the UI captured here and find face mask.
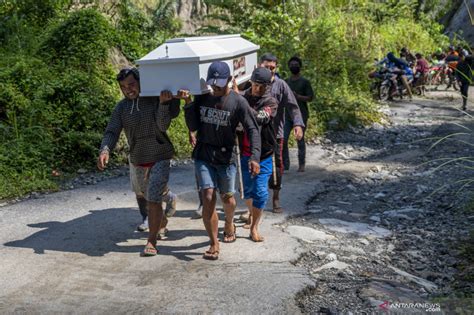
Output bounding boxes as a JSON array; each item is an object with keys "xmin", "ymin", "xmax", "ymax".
[{"xmin": 289, "ymin": 66, "xmax": 300, "ymax": 75}]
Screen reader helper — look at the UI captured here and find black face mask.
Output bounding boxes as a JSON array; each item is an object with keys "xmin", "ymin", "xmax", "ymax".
[{"xmin": 289, "ymin": 66, "xmax": 300, "ymax": 75}]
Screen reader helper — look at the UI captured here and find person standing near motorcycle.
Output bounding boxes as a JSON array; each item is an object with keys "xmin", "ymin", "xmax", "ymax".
[
  {"xmin": 414, "ymin": 53, "xmax": 430, "ymax": 95},
  {"xmin": 446, "ymin": 46, "xmax": 460, "ymax": 90},
  {"xmin": 456, "ymin": 55, "xmax": 474, "ymax": 111}
]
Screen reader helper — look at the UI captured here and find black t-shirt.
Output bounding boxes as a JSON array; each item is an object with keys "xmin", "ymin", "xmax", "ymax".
[
  {"xmin": 285, "ymin": 76, "xmax": 314, "ymax": 121},
  {"xmin": 184, "ymin": 91, "xmax": 261, "ymax": 165}
]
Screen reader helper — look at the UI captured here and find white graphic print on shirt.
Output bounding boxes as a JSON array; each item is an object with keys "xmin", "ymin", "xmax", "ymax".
[{"xmin": 200, "ymin": 106, "xmax": 231, "ymax": 129}]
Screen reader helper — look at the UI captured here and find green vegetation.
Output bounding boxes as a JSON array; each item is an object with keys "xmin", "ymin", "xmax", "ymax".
[
  {"xmin": 0, "ymin": 1, "xmax": 176, "ymax": 199},
  {"xmin": 203, "ymin": 0, "xmax": 448, "ymax": 135},
  {"xmin": 0, "ymin": 0, "xmax": 449, "ymax": 199}
]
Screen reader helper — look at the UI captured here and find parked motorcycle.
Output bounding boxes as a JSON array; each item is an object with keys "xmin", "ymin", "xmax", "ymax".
[{"xmin": 427, "ymin": 61, "xmax": 459, "ymax": 90}]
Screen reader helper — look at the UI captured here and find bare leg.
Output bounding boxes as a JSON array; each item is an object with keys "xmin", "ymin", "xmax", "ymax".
[
  {"xmin": 202, "ymin": 188, "xmax": 219, "ymax": 257},
  {"xmin": 222, "ymin": 194, "xmax": 237, "ymax": 242},
  {"xmin": 243, "ymin": 199, "xmax": 253, "ymax": 229},
  {"xmin": 401, "ymin": 75, "xmax": 413, "ymax": 99},
  {"xmin": 250, "ymin": 206, "xmax": 264, "ymax": 242}
]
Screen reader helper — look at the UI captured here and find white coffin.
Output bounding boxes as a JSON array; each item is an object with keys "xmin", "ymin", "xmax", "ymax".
[{"xmin": 136, "ymin": 34, "xmax": 260, "ymax": 96}]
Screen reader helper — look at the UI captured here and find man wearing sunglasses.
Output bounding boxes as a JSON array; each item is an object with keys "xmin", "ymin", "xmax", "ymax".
[
  {"xmin": 97, "ymin": 67, "xmax": 180, "ymax": 257},
  {"xmin": 183, "ymin": 61, "xmax": 261, "ymax": 260}
]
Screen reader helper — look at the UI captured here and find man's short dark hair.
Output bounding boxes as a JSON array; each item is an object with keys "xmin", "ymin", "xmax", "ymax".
[
  {"xmin": 288, "ymin": 56, "xmax": 302, "ymax": 67},
  {"xmin": 415, "ymin": 53, "xmax": 422, "ymax": 59},
  {"xmin": 260, "ymin": 53, "xmax": 278, "ymax": 63},
  {"xmin": 117, "ymin": 67, "xmax": 140, "ymax": 82}
]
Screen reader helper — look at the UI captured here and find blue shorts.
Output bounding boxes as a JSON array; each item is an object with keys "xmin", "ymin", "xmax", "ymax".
[
  {"xmin": 241, "ymin": 155, "xmax": 273, "ymax": 209},
  {"xmin": 194, "ymin": 159, "xmax": 236, "ymax": 195}
]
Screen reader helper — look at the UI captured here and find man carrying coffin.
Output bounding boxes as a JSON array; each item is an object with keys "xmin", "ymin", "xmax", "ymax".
[
  {"xmin": 98, "ymin": 67, "xmax": 180, "ymax": 257},
  {"xmin": 182, "ymin": 61, "xmax": 261, "ymax": 260}
]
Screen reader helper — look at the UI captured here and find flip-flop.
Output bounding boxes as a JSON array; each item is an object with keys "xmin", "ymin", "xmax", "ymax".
[
  {"xmin": 203, "ymin": 250, "xmax": 219, "ymax": 260},
  {"xmin": 223, "ymin": 224, "xmax": 237, "ymax": 243},
  {"xmin": 143, "ymin": 244, "xmax": 158, "ymax": 257}
]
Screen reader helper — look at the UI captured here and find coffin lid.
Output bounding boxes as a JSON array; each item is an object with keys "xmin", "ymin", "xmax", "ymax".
[{"xmin": 136, "ymin": 34, "xmax": 259, "ymax": 65}]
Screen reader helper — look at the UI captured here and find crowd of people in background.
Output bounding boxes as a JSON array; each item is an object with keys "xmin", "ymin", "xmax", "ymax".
[{"xmin": 371, "ymin": 44, "xmax": 473, "ymax": 111}]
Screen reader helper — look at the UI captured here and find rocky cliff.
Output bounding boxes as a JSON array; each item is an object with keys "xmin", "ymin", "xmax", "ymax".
[
  {"xmin": 175, "ymin": 0, "xmax": 208, "ymax": 34},
  {"xmin": 443, "ymin": 0, "xmax": 474, "ymax": 46}
]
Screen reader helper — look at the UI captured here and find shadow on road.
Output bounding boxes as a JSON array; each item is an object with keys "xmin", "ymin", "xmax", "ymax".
[{"xmin": 4, "ymin": 207, "xmax": 209, "ymax": 260}]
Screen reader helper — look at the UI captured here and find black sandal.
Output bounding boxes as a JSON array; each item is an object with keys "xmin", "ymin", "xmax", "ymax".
[{"xmin": 223, "ymin": 224, "xmax": 237, "ymax": 243}]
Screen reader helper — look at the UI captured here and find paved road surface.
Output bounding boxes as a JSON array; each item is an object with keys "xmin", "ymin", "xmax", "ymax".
[{"xmin": 0, "ymin": 148, "xmax": 326, "ymax": 314}]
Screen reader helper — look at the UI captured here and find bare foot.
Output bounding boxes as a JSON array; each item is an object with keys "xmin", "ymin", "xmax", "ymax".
[{"xmin": 249, "ymin": 230, "xmax": 264, "ymax": 242}]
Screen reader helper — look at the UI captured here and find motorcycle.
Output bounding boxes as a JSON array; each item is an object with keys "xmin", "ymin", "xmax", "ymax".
[
  {"xmin": 427, "ymin": 61, "xmax": 459, "ymax": 90},
  {"xmin": 426, "ymin": 62, "xmax": 446, "ymax": 89},
  {"xmin": 372, "ymin": 68, "xmax": 412, "ymax": 101}
]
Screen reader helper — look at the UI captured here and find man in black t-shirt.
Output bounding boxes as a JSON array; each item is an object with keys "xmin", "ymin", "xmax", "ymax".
[
  {"xmin": 183, "ymin": 61, "xmax": 261, "ymax": 260},
  {"xmin": 284, "ymin": 56, "xmax": 314, "ymax": 172}
]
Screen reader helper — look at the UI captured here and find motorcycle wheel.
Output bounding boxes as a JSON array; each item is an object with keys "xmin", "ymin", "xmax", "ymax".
[
  {"xmin": 379, "ymin": 84, "xmax": 390, "ymax": 101},
  {"xmin": 370, "ymin": 82, "xmax": 380, "ymax": 99}
]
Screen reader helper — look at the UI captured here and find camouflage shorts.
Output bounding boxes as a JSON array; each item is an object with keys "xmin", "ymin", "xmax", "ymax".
[{"xmin": 130, "ymin": 160, "xmax": 171, "ymax": 203}]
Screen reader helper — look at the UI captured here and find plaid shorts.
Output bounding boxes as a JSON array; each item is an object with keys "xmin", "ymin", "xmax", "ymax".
[{"xmin": 130, "ymin": 160, "xmax": 171, "ymax": 203}]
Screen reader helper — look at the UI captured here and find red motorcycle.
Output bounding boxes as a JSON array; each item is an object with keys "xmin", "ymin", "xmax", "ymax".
[{"xmin": 427, "ymin": 62, "xmax": 447, "ymax": 89}]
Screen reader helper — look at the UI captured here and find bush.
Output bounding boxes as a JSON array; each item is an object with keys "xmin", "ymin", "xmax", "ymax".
[
  {"xmin": 39, "ymin": 8, "xmax": 116, "ymax": 69},
  {"xmin": 168, "ymin": 109, "xmax": 193, "ymax": 158},
  {"xmin": 0, "ymin": 8, "xmax": 121, "ymax": 199}
]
